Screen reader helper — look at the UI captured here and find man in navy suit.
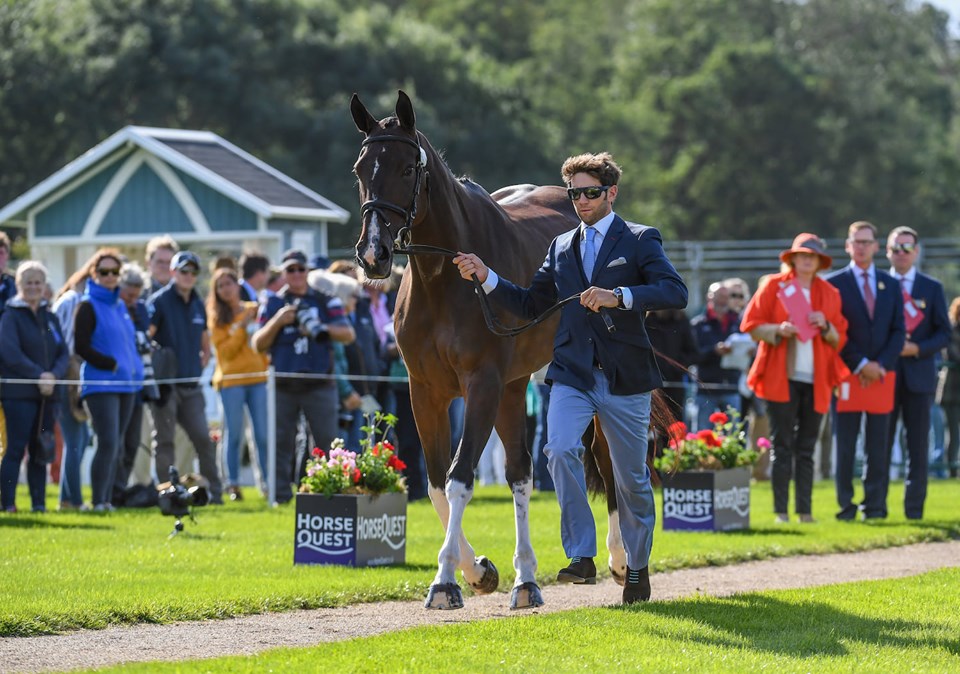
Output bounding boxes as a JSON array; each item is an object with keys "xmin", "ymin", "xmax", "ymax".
[
  {"xmin": 454, "ymin": 152, "xmax": 687, "ymax": 604},
  {"xmin": 827, "ymin": 221, "xmax": 905, "ymax": 521},
  {"xmin": 884, "ymin": 226, "xmax": 950, "ymax": 519}
]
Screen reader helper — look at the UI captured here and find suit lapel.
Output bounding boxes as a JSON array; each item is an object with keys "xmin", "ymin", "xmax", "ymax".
[{"xmin": 592, "ymin": 216, "xmax": 624, "ymax": 282}]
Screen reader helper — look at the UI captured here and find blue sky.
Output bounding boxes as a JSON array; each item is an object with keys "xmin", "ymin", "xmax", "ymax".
[{"xmin": 926, "ymin": 0, "xmax": 960, "ymax": 32}]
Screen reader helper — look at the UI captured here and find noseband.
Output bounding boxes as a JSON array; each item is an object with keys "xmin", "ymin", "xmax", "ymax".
[{"xmin": 358, "ymin": 134, "xmax": 427, "ymax": 249}]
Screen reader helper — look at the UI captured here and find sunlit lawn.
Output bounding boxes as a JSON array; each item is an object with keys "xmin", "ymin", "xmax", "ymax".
[
  {"xmin": 90, "ymin": 568, "xmax": 960, "ymax": 674},
  {"xmin": 2, "ymin": 478, "xmax": 959, "ymax": 636}
]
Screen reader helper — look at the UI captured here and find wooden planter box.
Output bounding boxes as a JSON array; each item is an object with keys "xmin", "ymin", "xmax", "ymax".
[
  {"xmin": 661, "ymin": 466, "xmax": 750, "ymax": 531},
  {"xmin": 294, "ymin": 492, "xmax": 407, "ymax": 566}
]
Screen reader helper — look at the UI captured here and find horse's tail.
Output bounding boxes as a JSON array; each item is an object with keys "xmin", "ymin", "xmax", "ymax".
[{"xmin": 583, "ymin": 389, "xmax": 681, "ymax": 504}]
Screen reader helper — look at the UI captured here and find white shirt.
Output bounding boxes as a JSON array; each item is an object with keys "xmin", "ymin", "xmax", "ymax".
[
  {"xmin": 849, "ymin": 261, "xmax": 877, "ymax": 303},
  {"xmin": 889, "ymin": 266, "xmax": 916, "ymax": 296}
]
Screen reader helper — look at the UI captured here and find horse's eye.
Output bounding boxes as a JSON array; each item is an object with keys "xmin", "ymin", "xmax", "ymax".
[{"xmin": 402, "ymin": 166, "xmax": 415, "ymax": 177}]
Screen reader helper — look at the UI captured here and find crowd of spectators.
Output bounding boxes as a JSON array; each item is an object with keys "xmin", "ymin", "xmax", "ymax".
[
  {"xmin": 0, "ymin": 223, "xmax": 959, "ymax": 522},
  {"xmin": 0, "ymin": 234, "xmax": 429, "ymax": 511}
]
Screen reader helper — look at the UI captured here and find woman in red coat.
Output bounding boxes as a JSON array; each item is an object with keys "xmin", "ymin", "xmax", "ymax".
[{"xmin": 740, "ymin": 234, "xmax": 849, "ymax": 523}]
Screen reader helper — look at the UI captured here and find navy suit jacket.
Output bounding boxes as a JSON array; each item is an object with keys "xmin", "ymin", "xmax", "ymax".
[
  {"xmin": 826, "ymin": 266, "xmax": 905, "ymax": 373},
  {"xmin": 490, "ymin": 215, "xmax": 688, "ymax": 395},
  {"xmin": 895, "ymin": 271, "xmax": 950, "ymax": 394}
]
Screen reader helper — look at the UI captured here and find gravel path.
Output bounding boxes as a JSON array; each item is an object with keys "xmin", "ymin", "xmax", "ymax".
[{"xmin": 4, "ymin": 540, "xmax": 960, "ymax": 673}]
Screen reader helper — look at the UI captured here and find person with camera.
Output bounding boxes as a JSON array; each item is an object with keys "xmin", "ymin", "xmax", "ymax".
[
  {"xmin": 207, "ymin": 267, "xmax": 270, "ymax": 501},
  {"xmin": 147, "ymin": 250, "xmax": 223, "ymax": 504},
  {"xmin": 253, "ymin": 249, "xmax": 354, "ymax": 503},
  {"xmin": 73, "ymin": 249, "xmax": 143, "ymax": 512},
  {"xmin": 0, "ymin": 261, "xmax": 69, "ymax": 512}
]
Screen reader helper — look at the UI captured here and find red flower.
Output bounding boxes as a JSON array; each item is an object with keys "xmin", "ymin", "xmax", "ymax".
[
  {"xmin": 709, "ymin": 411, "xmax": 729, "ymax": 426},
  {"xmin": 388, "ymin": 455, "xmax": 407, "ymax": 472},
  {"xmin": 372, "ymin": 446, "xmax": 380, "ymax": 456},
  {"xmin": 697, "ymin": 429, "xmax": 722, "ymax": 448},
  {"xmin": 383, "ymin": 441, "xmax": 395, "ymax": 452},
  {"xmin": 311, "ymin": 447, "xmax": 324, "ymax": 458},
  {"xmin": 352, "ymin": 468, "xmax": 362, "ymax": 483},
  {"xmin": 667, "ymin": 421, "xmax": 687, "ymax": 442}
]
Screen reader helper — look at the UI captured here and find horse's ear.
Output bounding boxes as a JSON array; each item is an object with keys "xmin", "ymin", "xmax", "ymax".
[
  {"xmin": 350, "ymin": 93, "xmax": 379, "ymax": 135},
  {"xmin": 396, "ymin": 90, "xmax": 416, "ymax": 131}
]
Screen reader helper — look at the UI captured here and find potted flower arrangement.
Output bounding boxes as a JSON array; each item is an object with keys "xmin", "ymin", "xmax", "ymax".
[
  {"xmin": 654, "ymin": 410, "xmax": 769, "ymax": 532},
  {"xmin": 294, "ymin": 413, "xmax": 409, "ymax": 567}
]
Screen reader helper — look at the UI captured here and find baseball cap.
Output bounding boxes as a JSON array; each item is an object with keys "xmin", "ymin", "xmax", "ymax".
[
  {"xmin": 170, "ymin": 251, "xmax": 201, "ymax": 272},
  {"xmin": 281, "ymin": 249, "xmax": 309, "ymax": 270}
]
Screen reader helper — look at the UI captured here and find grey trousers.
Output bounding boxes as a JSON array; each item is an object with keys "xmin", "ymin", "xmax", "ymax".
[
  {"xmin": 151, "ymin": 384, "xmax": 222, "ymax": 500},
  {"xmin": 275, "ymin": 383, "xmax": 338, "ymax": 503}
]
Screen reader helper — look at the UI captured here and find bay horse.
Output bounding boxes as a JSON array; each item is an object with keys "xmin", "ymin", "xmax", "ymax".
[{"xmin": 350, "ymin": 91, "xmax": 629, "ymax": 610}]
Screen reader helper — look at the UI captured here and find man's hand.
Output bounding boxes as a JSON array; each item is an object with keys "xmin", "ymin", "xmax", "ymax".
[
  {"xmin": 274, "ymin": 304, "xmax": 298, "ymax": 327},
  {"xmin": 901, "ymin": 340, "xmax": 919, "ymax": 357},
  {"xmin": 859, "ymin": 360, "xmax": 886, "ymax": 385},
  {"xmin": 38, "ymin": 371, "xmax": 56, "ymax": 397},
  {"xmin": 343, "ymin": 391, "xmax": 363, "ymax": 411},
  {"xmin": 453, "ymin": 253, "xmax": 489, "ymax": 283},
  {"xmin": 580, "ymin": 286, "xmax": 618, "ymax": 312}
]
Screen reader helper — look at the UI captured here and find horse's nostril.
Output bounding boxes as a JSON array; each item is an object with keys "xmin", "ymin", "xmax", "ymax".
[{"xmin": 376, "ymin": 245, "xmax": 391, "ymax": 262}]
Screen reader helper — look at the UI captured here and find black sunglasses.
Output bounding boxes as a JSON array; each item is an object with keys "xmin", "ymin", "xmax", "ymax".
[
  {"xmin": 96, "ymin": 268, "xmax": 120, "ymax": 277},
  {"xmin": 177, "ymin": 267, "xmax": 199, "ymax": 276},
  {"xmin": 729, "ymin": 293, "xmax": 744, "ymax": 299},
  {"xmin": 889, "ymin": 243, "xmax": 916, "ymax": 254},
  {"xmin": 286, "ymin": 266, "xmax": 307, "ymax": 273},
  {"xmin": 567, "ymin": 185, "xmax": 611, "ymax": 201}
]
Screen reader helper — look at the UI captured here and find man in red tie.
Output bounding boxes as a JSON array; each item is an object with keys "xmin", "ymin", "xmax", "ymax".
[
  {"xmin": 884, "ymin": 226, "xmax": 950, "ymax": 519},
  {"xmin": 827, "ymin": 221, "xmax": 905, "ymax": 521}
]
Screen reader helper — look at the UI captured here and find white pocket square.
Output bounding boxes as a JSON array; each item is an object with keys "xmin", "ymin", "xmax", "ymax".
[{"xmin": 607, "ymin": 257, "xmax": 627, "ymax": 268}]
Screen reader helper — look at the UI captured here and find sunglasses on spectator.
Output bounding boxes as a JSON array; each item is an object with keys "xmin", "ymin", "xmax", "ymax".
[
  {"xmin": 176, "ymin": 267, "xmax": 199, "ymax": 276},
  {"xmin": 567, "ymin": 186, "xmax": 611, "ymax": 201},
  {"xmin": 888, "ymin": 243, "xmax": 916, "ymax": 254},
  {"xmin": 729, "ymin": 293, "xmax": 744, "ymax": 299},
  {"xmin": 285, "ymin": 266, "xmax": 307, "ymax": 273},
  {"xmin": 96, "ymin": 268, "xmax": 120, "ymax": 277}
]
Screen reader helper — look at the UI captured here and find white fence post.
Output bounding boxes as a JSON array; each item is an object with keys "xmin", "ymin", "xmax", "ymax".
[{"xmin": 267, "ymin": 365, "xmax": 277, "ymax": 506}]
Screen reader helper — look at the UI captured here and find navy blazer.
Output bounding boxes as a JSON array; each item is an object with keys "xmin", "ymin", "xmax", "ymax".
[
  {"xmin": 826, "ymin": 266, "xmax": 905, "ymax": 373},
  {"xmin": 895, "ymin": 271, "xmax": 950, "ymax": 394},
  {"xmin": 490, "ymin": 215, "xmax": 688, "ymax": 395}
]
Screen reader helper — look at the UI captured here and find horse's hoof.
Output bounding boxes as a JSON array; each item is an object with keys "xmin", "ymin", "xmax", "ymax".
[
  {"xmin": 610, "ymin": 564, "xmax": 626, "ymax": 587},
  {"xmin": 424, "ymin": 583, "xmax": 464, "ymax": 610},
  {"xmin": 467, "ymin": 556, "xmax": 499, "ymax": 594},
  {"xmin": 510, "ymin": 582, "xmax": 544, "ymax": 610}
]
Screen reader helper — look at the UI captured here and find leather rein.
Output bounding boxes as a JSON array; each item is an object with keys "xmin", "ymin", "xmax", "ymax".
[{"xmin": 358, "ymin": 133, "xmax": 613, "ymax": 337}]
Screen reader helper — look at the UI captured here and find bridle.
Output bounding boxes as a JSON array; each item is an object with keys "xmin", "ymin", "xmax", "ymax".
[
  {"xmin": 355, "ymin": 134, "xmax": 615, "ymax": 337},
  {"xmin": 358, "ymin": 133, "xmax": 427, "ymax": 251}
]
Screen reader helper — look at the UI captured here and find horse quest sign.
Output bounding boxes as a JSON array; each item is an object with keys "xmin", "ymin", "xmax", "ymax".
[
  {"xmin": 661, "ymin": 467, "xmax": 750, "ymax": 531},
  {"xmin": 294, "ymin": 493, "xmax": 407, "ymax": 566}
]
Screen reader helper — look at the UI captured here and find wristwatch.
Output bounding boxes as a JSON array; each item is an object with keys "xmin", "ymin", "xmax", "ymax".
[{"xmin": 613, "ymin": 287, "xmax": 625, "ymax": 309}]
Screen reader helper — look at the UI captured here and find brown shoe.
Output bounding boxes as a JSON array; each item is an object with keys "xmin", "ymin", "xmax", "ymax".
[
  {"xmin": 622, "ymin": 566, "xmax": 651, "ymax": 604},
  {"xmin": 557, "ymin": 556, "xmax": 596, "ymax": 584}
]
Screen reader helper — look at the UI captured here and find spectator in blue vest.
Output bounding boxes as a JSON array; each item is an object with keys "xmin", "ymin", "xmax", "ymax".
[
  {"xmin": 147, "ymin": 250, "xmax": 223, "ymax": 503},
  {"xmin": 691, "ymin": 282, "xmax": 743, "ymax": 428},
  {"xmin": 74, "ymin": 249, "xmax": 143, "ymax": 512},
  {"xmin": 253, "ymin": 249, "xmax": 355, "ymax": 503},
  {"xmin": 0, "ymin": 261, "xmax": 69, "ymax": 512}
]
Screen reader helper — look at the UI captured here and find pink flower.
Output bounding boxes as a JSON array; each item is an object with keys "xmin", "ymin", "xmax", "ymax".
[{"xmin": 757, "ymin": 437, "xmax": 772, "ymax": 450}]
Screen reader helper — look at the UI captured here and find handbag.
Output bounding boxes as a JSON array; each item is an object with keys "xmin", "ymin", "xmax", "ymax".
[
  {"xmin": 66, "ymin": 354, "xmax": 89, "ymax": 422},
  {"xmin": 30, "ymin": 398, "xmax": 58, "ymax": 466}
]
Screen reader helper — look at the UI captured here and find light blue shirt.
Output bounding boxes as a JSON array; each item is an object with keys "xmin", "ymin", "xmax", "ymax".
[
  {"xmin": 889, "ymin": 266, "xmax": 915, "ymax": 296},
  {"xmin": 482, "ymin": 210, "xmax": 633, "ymax": 309}
]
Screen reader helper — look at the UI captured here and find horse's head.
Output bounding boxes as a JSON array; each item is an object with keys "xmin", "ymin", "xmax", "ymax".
[{"xmin": 351, "ymin": 90, "xmax": 429, "ymax": 279}]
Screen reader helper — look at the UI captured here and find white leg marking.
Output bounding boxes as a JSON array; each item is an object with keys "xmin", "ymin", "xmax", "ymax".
[
  {"xmin": 429, "ymin": 484, "xmax": 480, "ymax": 582},
  {"xmin": 432, "ymin": 479, "xmax": 473, "ymax": 587},
  {"xmin": 607, "ymin": 509, "xmax": 627, "ymax": 578},
  {"xmin": 511, "ymin": 479, "xmax": 538, "ymax": 585}
]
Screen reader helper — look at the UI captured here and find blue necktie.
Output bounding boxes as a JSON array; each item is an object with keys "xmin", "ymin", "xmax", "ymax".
[{"xmin": 583, "ymin": 227, "xmax": 597, "ymax": 281}]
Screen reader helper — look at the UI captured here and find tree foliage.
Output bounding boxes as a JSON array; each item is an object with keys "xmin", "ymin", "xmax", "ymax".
[{"xmin": 1, "ymin": 0, "xmax": 958, "ymax": 249}]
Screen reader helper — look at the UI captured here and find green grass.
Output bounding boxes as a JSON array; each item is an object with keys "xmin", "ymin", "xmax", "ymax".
[
  {"xmin": 2, "ymin": 478, "xmax": 960, "ymax": 636},
  {"xmin": 90, "ymin": 568, "xmax": 960, "ymax": 673}
]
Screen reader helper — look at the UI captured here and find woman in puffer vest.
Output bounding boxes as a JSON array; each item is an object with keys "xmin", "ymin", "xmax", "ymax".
[{"xmin": 74, "ymin": 248, "xmax": 143, "ymax": 511}]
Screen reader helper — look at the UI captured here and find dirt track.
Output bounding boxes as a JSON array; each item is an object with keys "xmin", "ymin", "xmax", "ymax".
[{"xmin": 3, "ymin": 540, "xmax": 959, "ymax": 673}]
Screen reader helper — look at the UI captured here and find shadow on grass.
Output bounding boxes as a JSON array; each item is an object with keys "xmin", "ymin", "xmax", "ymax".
[
  {"xmin": 626, "ymin": 593, "xmax": 960, "ymax": 657},
  {"xmin": 0, "ymin": 517, "xmax": 113, "ymax": 531}
]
